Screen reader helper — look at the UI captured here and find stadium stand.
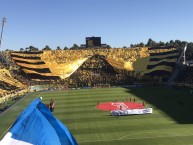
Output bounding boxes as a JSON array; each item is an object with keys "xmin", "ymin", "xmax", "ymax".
[
  {"xmin": 0, "ymin": 46, "xmax": 180, "ymax": 106},
  {"xmin": 177, "ymin": 65, "xmax": 193, "ymax": 88},
  {"xmin": 0, "ymin": 68, "xmax": 28, "ymax": 101},
  {"xmin": 0, "ymin": 51, "xmax": 29, "ymax": 107},
  {"xmin": 9, "ymin": 47, "xmax": 178, "ymax": 85}
]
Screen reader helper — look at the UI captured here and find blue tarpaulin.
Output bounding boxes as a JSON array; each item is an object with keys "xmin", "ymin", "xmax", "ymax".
[{"xmin": 0, "ymin": 98, "xmax": 78, "ymax": 145}]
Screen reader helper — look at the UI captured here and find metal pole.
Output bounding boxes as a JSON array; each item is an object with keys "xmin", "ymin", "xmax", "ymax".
[
  {"xmin": 0, "ymin": 17, "xmax": 6, "ymax": 50},
  {"xmin": 183, "ymin": 44, "xmax": 187, "ymax": 65}
]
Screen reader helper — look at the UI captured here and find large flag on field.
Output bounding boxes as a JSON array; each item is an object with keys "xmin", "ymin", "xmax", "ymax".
[{"xmin": 0, "ymin": 98, "xmax": 78, "ymax": 145}]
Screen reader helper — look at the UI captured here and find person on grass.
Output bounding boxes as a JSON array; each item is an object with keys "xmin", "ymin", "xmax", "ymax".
[{"xmin": 50, "ymin": 98, "xmax": 55, "ymax": 112}]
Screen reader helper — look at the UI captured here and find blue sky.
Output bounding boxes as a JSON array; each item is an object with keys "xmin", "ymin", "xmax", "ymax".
[{"xmin": 0, "ymin": 0, "xmax": 193, "ymax": 50}]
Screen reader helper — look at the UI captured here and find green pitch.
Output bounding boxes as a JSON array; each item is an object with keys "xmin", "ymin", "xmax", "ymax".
[{"xmin": 1, "ymin": 86, "xmax": 193, "ymax": 145}]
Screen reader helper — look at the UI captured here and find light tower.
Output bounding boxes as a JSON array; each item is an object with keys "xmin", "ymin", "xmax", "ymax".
[
  {"xmin": 183, "ymin": 44, "xmax": 187, "ymax": 65},
  {"xmin": 177, "ymin": 44, "xmax": 187, "ymax": 65},
  {"xmin": 0, "ymin": 17, "xmax": 6, "ymax": 50}
]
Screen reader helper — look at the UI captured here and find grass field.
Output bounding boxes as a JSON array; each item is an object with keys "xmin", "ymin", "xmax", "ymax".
[{"xmin": 1, "ymin": 86, "xmax": 193, "ymax": 145}]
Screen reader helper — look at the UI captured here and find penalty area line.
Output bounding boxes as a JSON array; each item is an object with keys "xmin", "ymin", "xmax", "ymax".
[{"xmin": 119, "ymin": 131, "xmax": 190, "ymax": 140}]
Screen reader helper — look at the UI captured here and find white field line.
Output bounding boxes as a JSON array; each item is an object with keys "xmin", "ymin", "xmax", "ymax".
[
  {"xmin": 77, "ymin": 131, "xmax": 193, "ymax": 144},
  {"xmin": 119, "ymin": 131, "xmax": 186, "ymax": 140}
]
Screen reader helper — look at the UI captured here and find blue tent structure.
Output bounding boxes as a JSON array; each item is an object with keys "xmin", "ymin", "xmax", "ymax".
[{"xmin": 0, "ymin": 97, "xmax": 78, "ymax": 145}]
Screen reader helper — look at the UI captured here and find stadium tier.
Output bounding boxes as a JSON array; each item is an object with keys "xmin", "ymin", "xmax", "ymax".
[
  {"xmin": 0, "ymin": 68, "xmax": 28, "ymax": 103},
  {"xmin": 10, "ymin": 47, "xmax": 178, "ymax": 86}
]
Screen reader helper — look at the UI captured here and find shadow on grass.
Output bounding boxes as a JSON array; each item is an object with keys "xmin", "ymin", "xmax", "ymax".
[{"xmin": 124, "ymin": 86, "xmax": 193, "ymax": 124}]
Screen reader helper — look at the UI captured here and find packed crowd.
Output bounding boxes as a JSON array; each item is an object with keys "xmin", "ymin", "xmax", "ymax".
[
  {"xmin": 41, "ymin": 48, "xmax": 148, "ymax": 64},
  {"xmin": 69, "ymin": 55, "xmax": 134, "ymax": 87},
  {"xmin": 177, "ymin": 66, "xmax": 193, "ymax": 87},
  {"xmin": 0, "ymin": 61, "xmax": 28, "ymax": 102},
  {"xmin": 0, "ymin": 47, "xmax": 183, "ymax": 97}
]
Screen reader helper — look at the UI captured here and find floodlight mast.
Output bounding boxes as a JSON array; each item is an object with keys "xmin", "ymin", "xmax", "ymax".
[
  {"xmin": 183, "ymin": 44, "xmax": 187, "ymax": 65},
  {"xmin": 0, "ymin": 17, "xmax": 6, "ymax": 50}
]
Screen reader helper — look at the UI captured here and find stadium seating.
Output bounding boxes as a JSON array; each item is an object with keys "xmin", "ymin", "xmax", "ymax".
[
  {"xmin": 9, "ymin": 47, "xmax": 178, "ymax": 86},
  {"xmin": 177, "ymin": 66, "xmax": 193, "ymax": 87},
  {"xmin": 0, "ymin": 46, "xmax": 179, "ymax": 101}
]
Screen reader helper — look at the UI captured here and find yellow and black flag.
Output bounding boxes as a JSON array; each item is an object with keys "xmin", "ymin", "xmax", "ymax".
[
  {"xmin": 144, "ymin": 46, "xmax": 179, "ymax": 76},
  {"xmin": 11, "ymin": 51, "xmax": 59, "ymax": 80}
]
